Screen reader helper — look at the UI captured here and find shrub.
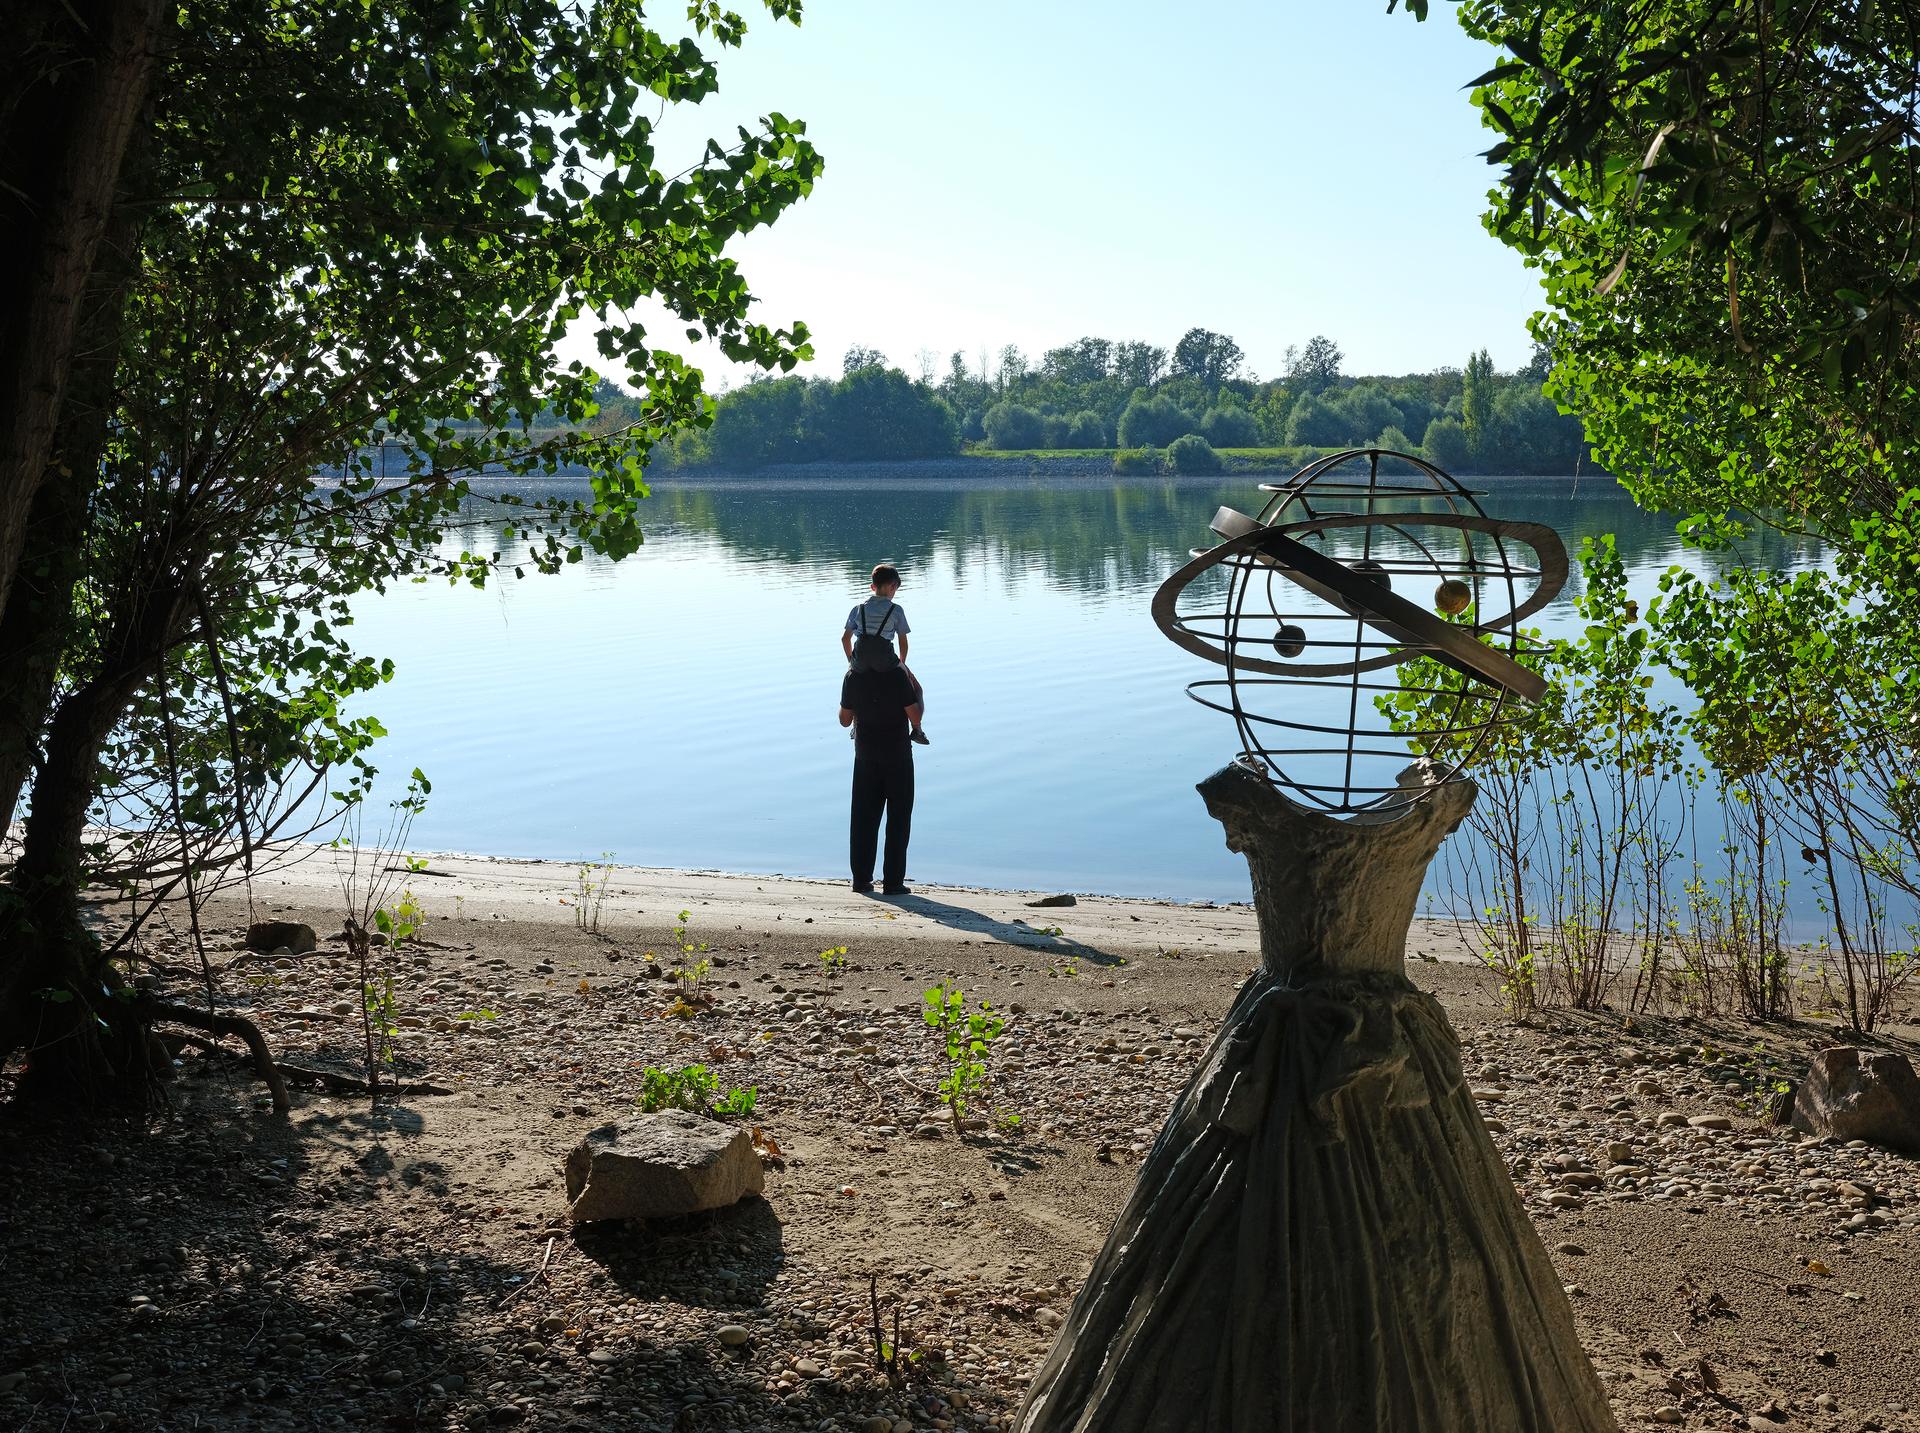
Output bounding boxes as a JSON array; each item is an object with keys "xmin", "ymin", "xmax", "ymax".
[
  {"xmin": 1041, "ymin": 413, "xmax": 1073, "ymax": 449},
  {"xmin": 1199, "ymin": 405, "xmax": 1258, "ymax": 449},
  {"xmin": 1065, "ymin": 410, "xmax": 1108, "ymax": 447},
  {"xmin": 1166, "ymin": 433, "xmax": 1222, "ymax": 474},
  {"xmin": 1117, "ymin": 394, "xmax": 1196, "ymax": 448},
  {"xmin": 1113, "ymin": 446, "xmax": 1161, "ymax": 475},
  {"xmin": 1422, "ymin": 415, "xmax": 1473, "ymax": 472},
  {"xmin": 983, "ymin": 400, "xmax": 1046, "ymax": 450}
]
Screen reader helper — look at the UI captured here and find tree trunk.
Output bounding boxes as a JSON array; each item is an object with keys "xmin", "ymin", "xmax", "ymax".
[
  {"xmin": 0, "ymin": 0, "xmax": 163, "ymax": 620},
  {"xmin": 1015, "ymin": 762, "xmax": 1618, "ymax": 1433},
  {"xmin": 0, "ymin": 580, "xmax": 185, "ymax": 1103},
  {"xmin": 0, "ymin": 199, "xmax": 136, "ymax": 836}
]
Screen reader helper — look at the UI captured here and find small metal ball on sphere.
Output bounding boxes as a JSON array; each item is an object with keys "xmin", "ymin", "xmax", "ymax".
[
  {"xmin": 1273, "ymin": 623, "xmax": 1306, "ymax": 658},
  {"xmin": 1434, "ymin": 578, "xmax": 1472, "ymax": 614}
]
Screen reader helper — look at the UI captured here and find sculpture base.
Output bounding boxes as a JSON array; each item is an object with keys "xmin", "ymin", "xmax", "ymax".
[{"xmin": 1015, "ymin": 765, "xmax": 1618, "ymax": 1432}]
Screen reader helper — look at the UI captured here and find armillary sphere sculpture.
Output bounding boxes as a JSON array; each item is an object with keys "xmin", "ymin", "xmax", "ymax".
[{"xmin": 1016, "ymin": 450, "xmax": 1619, "ymax": 1433}]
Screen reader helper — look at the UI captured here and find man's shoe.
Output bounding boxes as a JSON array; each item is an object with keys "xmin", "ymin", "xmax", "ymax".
[
  {"xmin": 910, "ymin": 728, "xmax": 930, "ymax": 745},
  {"xmin": 852, "ymin": 881, "xmax": 876, "ymax": 894},
  {"xmin": 881, "ymin": 883, "xmax": 912, "ymax": 895}
]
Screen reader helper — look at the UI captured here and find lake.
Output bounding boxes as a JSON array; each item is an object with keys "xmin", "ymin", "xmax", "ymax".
[{"xmin": 343, "ymin": 472, "xmax": 1827, "ymax": 917}]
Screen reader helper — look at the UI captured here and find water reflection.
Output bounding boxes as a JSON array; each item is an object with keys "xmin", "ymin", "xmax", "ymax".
[{"xmin": 350, "ymin": 475, "xmax": 1835, "ymax": 933}]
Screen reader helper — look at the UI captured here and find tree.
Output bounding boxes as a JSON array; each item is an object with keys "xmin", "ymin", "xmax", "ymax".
[
  {"xmin": 1117, "ymin": 394, "xmax": 1196, "ymax": 448},
  {"xmin": 995, "ymin": 344, "xmax": 1028, "ymax": 395},
  {"xmin": 1111, "ymin": 341, "xmax": 1168, "ymax": 389},
  {"xmin": 1413, "ymin": 0, "xmax": 1920, "ymax": 937},
  {"xmin": 1041, "ymin": 337, "xmax": 1113, "ymax": 387},
  {"xmin": 983, "ymin": 401, "xmax": 1046, "ymax": 451},
  {"xmin": 843, "ymin": 344, "xmax": 888, "ymax": 377},
  {"xmin": 1171, "ymin": 328, "xmax": 1245, "ymax": 388},
  {"xmin": 1422, "ymin": 416, "xmax": 1472, "ymax": 473},
  {"xmin": 1461, "ymin": 349, "xmax": 1495, "ymax": 458},
  {"xmin": 1199, "ymin": 406, "xmax": 1258, "ymax": 449},
  {"xmin": 812, "ymin": 368, "xmax": 958, "ymax": 460},
  {"xmin": 0, "ymin": 0, "xmax": 820, "ymax": 1107},
  {"xmin": 1287, "ymin": 335, "xmax": 1343, "ymax": 395},
  {"xmin": 710, "ymin": 377, "xmax": 813, "ymax": 470},
  {"xmin": 1284, "ymin": 393, "xmax": 1349, "ymax": 448},
  {"xmin": 0, "ymin": 0, "xmax": 167, "ymax": 625},
  {"xmin": 1065, "ymin": 411, "xmax": 1108, "ymax": 447}
]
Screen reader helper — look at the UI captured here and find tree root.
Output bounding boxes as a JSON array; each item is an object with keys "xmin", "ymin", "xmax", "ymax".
[{"xmin": 144, "ymin": 999, "xmax": 290, "ymax": 1112}]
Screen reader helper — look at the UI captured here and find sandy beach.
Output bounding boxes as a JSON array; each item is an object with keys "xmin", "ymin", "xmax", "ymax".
[{"xmin": 3, "ymin": 850, "xmax": 1918, "ymax": 1432}]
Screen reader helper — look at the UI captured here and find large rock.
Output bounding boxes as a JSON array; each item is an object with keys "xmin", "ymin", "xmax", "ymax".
[
  {"xmin": 1791, "ymin": 1047, "xmax": 1920, "ymax": 1154},
  {"xmin": 245, "ymin": 920, "xmax": 317, "ymax": 955},
  {"xmin": 564, "ymin": 1112, "xmax": 763, "ymax": 1222}
]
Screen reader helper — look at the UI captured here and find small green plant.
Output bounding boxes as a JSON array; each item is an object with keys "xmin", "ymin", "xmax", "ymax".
[
  {"xmin": 635, "ymin": 1064, "xmax": 757, "ymax": 1119},
  {"xmin": 921, "ymin": 981, "xmax": 1007, "ymax": 1133},
  {"xmin": 672, "ymin": 956, "xmax": 712, "ymax": 1005},
  {"xmin": 818, "ymin": 945, "xmax": 849, "ymax": 981},
  {"xmin": 363, "ymin": 976, "xmax": 400, "ymax": 1064},
  {"xmin": 673, "ymin": 909, "xmax": 709, "ymax": 953},
  {"xmin": 403, "ymin": 854, "xmax": 429, "ymax": 874},
  {"xmin": 455, "ymin": 1007, "xmax": 497, "ymax": 1022},
  {"xmin": 1046, "ymin": 958, "xmax": 1079, "ymax": 979},
  {"xmin": 575, "ymin": 852, "xmax": 615, "ymax": 934},
  {"xmin": 1035, "ymin": 924, "xmax": 1064, "ymax": 938},
  {"xmin": 637, "ymin": 1063, "xmax": 718, "ymax": 1112},
  {"xmin": 667, "ymin": 909, "xmax": 714, "ymax": 1006},
  {"xmin": 375, "ymin": 888, "xmax": 425, "ymax": 947}
]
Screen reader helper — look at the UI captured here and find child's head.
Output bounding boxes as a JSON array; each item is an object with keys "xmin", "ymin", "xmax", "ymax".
[{"xmin": 870, "ymin": 562, "xmax": 901, "ymax": 597}]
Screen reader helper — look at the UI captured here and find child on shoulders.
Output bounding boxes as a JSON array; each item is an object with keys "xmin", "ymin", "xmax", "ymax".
[{"xmin": 841, "ymin": 562, "xmax": 929, "ymax": 744}]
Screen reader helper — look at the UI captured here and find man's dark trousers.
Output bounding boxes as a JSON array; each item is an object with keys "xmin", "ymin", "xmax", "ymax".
[{"xmin": 850, "ymin": 745, "xmax": 913, "ymax": 889}]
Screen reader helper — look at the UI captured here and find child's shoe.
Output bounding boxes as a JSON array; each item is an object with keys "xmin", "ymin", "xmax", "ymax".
[{"xmin": 910, "ymin": 728, "xmax": 931, "ymax": 745}]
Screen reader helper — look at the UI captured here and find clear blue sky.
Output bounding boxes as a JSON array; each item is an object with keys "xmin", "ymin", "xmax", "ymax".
[{"xmin": 585, "ymin": 2, "xmax": 1543, "ymax": 386}]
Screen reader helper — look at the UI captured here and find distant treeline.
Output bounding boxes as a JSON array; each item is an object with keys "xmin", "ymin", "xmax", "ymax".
[{"xmin": 627, "ymin": 330, "xmax": 1599, "ymax": 476}]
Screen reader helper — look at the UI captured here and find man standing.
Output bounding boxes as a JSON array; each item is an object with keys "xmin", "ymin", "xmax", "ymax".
[{"xmin": 840, "ymin": 661, "xmax": 918, "ymax": 894}]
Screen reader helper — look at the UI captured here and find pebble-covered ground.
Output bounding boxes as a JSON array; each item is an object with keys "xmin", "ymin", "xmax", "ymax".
[{"xmin": 2, "ymin": 879, "xmax": 1917, "ymax": 1433}]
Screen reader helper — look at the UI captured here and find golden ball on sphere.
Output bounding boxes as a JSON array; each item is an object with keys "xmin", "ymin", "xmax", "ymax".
[{"xmin": 1434, "ymin": 579, "xmax": 1472, "ymax": 615}]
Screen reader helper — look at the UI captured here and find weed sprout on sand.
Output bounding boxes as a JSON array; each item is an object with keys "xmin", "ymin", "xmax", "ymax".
[
  {"xmin": 921, "ymin": 981, "xmax": 1008, "ymax": 1133},
  {"xmin": 335, "ymin": 770, "xmax": 429, "ymax": 1097},
  {"xmin": 575, "ymin": 852, "xmax": 615, "ymax": 934}
]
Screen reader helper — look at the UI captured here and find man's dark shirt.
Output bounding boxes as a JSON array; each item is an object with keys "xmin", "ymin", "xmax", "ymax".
[{"xmin": 842, "ymin": 667, "xmax": 916, "ymax": 752}]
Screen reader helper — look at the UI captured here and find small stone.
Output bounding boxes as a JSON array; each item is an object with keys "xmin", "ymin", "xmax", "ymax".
[
  {"xmin": 0, "ymin": 1372, "xmax": 23, "ymax": 1394},
  {"xmin": 1653, "ymin": 1408, "xmax": 1683, "ymax": 1425},
  {"xmin": 586, "ymin": 1349, "xmax": 618, "ymax": 1365},
  {"xmin": 716, "ymin": 1325, "xmax": 750, "ymax": 1347},
  {"xmin": 1687, "ymin": 1114, "xmax": 1734, "ymax": 1131},
  {"xmin": 1554, "ymin": 1242, "xmax": 1587, "ymax": 1256},
  {"xmin": 862, "ymin": 1418, "xmax": 895, "ymax": 1433},
  {"xmin": 104, "ymin": 1373, "xmax": 134, "ymax": 1388},
  {"xmin": 794, "ymin": 1358, "xmax": 822, "ymax": 1378}
]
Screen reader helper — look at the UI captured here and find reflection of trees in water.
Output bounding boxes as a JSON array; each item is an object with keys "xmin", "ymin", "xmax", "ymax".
[{"xmin": 439, "ymin": 477, "xmax": 1824, "ymax": 598}]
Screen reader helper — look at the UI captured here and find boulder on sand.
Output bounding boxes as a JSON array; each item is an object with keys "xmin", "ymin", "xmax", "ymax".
[
  {"xmin": 564, "ymin": 1111, "xmax": 764, "ymax": 1222},
  {"xmin": 1791, "ymin": 1047, "xmax": 1920, "ymax": 1154},
  {"xmin": 245, "ymin": 920, "xmax": 317, "ymax": 955}
]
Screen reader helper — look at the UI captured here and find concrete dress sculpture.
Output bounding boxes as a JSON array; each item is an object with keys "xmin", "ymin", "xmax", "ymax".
[{"xmin": 1015, "ymin": 450, "xmax": 1619, "ymax": 1433}]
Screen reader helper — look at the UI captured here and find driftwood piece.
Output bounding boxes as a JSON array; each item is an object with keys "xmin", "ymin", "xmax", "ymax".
[{"xmin": 1015, "ymin": 762, "xmax": 1618, "ymax": 1433}]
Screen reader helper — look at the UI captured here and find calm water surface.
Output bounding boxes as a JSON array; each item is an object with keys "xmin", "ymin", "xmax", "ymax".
[{"xmin": 343, "ymin": 475, "xmax": 1823, "ymax": 912}]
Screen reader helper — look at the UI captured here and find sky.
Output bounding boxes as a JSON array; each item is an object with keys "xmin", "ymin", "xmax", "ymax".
[{"xmin": 571, "ymin": 1, "xmax": 1545, "ymax": 387}]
